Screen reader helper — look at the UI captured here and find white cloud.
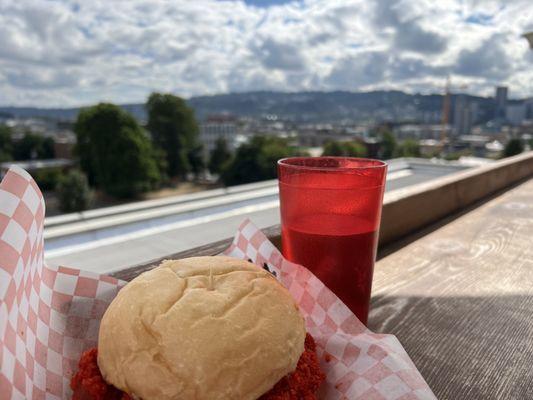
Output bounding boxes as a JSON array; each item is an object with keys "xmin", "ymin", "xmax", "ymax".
[{"xmin": 0, "ymin": 0, "xmax": 531, "ymax": 107}]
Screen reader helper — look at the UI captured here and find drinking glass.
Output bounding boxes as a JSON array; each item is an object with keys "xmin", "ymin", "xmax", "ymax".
[{"xmin": 278, "ymin": 157, "xmax": 387, "ymax": 324}]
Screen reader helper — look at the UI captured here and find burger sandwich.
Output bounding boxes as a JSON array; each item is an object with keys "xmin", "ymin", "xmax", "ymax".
[{"xmin": 71, "ymin": 256, "xmax": 325, "ymax": 400}]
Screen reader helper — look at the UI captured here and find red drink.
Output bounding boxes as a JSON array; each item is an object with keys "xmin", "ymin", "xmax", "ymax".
[
  {"xmin": 283, "ymin": 226, "xmax": 377, "ymax": 324},
  {"xmin": 278, "ymin": 157, "xmax": 387, "ymax": 324}
]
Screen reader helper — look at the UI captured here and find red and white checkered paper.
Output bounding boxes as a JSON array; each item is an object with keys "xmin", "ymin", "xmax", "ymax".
[{"xmin": 0, "ymin": 166, "xmax": 436, "ymax": 400}]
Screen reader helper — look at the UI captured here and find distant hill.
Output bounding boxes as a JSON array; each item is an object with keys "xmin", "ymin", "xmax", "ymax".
[
  {"xmin": 0, "ymin": 104, "xmax": 147, "ymax": 122},
  {"xmin": 0, "ymin": 90, "xmax": 496, "ymax": 124},
  {"xmin": 0, "ymin": 106, "xmax": 80, "ymax": 121}
]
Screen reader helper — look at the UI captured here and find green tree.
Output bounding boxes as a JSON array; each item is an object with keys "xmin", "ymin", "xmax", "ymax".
[
  {"xmin": 187, "ymin": 143, "xmax": 205, "ymax": 180},
  {"xmin": 0, "ymin": 125, "xmax": 12, "ymax": 162},
  {"xmin": 322, "ymin": 140, "xmax": 343, "ymax": 156},
  {"xmin": 146, "ymin": 93, "xmax": 199, "ymax": 178},
  {"xmin": 208, "ymin": 138, "xmax": 232, "ymax": 175},
  {"xmin": 503, "ymin": 138, "xmax": 524, "ymax": 158},
  {"xmin": 396, "ymin": 139, "xmax": 421, "ymax": 157},
  {"xmin": 13, "ymin": 133, "xmax": 55, "ymax": 160},
  {"xmin": 33, "ymin": 168, "xmax": 62, "ymax": 191},
  {"xmin": 153, "ymin": 147, "xmax": 169, "ymax": 184},
  {"xmin": 56, "ymin": 170, "xmax": 92, "ymax": 212},
  {"xmin": 322, "ymin": 140, "xmax": 367, "ymax": 157},
  {"xmin": 42, "ymin": 137, "xmax": 55, "ymax": 158},
  {"xmin": 444, "ymin": 149, "xmax": 472, "ymax": 161},
  {"xmin": 13, "ymin": 133, "xmax": 39, "ymax": 160},
  {"xmin": 380, "ymin": 130, "xmax": 397, "ymax": 160},
  {"xmin": 221, "ymin": 136, "xmax": 294, "ymax": 186},
  {"xmin": 74, "ymin": 103, "xmax": 160, "ymax": 198}
]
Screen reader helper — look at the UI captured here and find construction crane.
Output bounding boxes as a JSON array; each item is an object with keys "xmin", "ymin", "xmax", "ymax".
[
  {"xmin": 441, "ymin": 76, "xmax": 468, "ymax": 145},
  {"xmin": 523, "ymin": 32, "xmax": 533, "ymax": 49}
]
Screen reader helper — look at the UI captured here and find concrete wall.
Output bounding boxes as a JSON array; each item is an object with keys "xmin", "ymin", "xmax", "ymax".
[{"xmin": 379, "ymin": 151, "xmax": 533, "ymax": 245}]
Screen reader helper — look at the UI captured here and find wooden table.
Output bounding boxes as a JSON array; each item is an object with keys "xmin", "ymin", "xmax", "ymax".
[
  {"xmin": 369, "ymin": 178, "xmax": 533, "ymax": 399},
  {"xmin": 113, "ymin": 177, "xmax": 533, "ymax": 399}
]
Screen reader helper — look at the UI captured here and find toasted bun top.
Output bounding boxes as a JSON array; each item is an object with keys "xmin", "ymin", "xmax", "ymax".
[{"xmin": 97, "ymin": 256, "xmax": 306, "ymax": 400}]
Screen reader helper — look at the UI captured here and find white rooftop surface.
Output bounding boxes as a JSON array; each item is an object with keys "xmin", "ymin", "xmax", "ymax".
[{"xmin": 45, "ymin": 159, "xmax": 470, "ymax": 274}]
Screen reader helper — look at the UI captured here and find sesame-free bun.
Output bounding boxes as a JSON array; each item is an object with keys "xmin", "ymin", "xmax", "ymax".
[{"xmin": 97, "ymin": 256, "xmax": 306, "ymax": 400}]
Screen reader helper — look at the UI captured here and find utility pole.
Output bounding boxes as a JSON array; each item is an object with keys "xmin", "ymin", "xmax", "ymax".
[
  {"xmin": 441, "ymin": 77, "xmax": 451, "ymax": 145},
  {"xmin": 441, "ymin": 76, "xmax": 468, "ymax": 146}
]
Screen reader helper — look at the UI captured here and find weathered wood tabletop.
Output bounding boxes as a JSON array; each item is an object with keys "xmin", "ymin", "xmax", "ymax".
[
  {"xmin": 113, "ymin": 178, "xmax": 533, "ymax": 400},
  {"xmin": 369, "ymin": 178, "xmax": 533, "ymax": 400}
]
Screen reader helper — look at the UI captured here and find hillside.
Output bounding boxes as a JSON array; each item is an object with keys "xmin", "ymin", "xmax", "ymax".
[{"xmin": 0, "ymin": 90, "xmax": 496, "ymax": 124}]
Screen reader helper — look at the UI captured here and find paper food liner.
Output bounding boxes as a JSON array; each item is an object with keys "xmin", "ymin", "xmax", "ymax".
[{"xmin": 0, "ymin": 166, "xmax": 436, "ymax": 400}]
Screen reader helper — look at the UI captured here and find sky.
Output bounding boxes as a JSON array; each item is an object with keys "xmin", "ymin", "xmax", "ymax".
[{"xmin": 0, "ymin": 0, "xmax": 532, "ymax": 107}]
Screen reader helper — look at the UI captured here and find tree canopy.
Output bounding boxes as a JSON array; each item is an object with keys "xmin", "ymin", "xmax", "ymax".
[
  {"xmin": 396, "ymin": 139, "xmax": 421, "ymax": 158},
  {"xmin": 146, "ymin": 93, "xmax": 200, "ymax": 178},
  {"xmin": 503, "ymin": 138, "xmax": 524, "ymax": 158},
  {"xmin": 74, "ymin": 103, "xmax": 160, "ymax": 198},
  {"xmin": 187, "ymin": 143, "xmax": 205, "ymax": 180},
  {"xmin": 208, "ymin": 137, "xmax": 232, "ymax": 175},
  {"xmin": 0, "ymin": 125, "xmax": 12, "ymax": 162},
  {"xmin": 56, "ymin": 170, "xmax": 92, "ymax": 212},
  {"xmin": 220, "ymin": 136, "xmax": 296, "ymax": 186},
  {"xmin": 322, "ymin": 140, "xmax": 367, "ymax": 157},
  {"xmin": 12, "ymin": 132, "xmax": 54, "ymax": 160},
  {"xmin": 380, "ymin": 130, "xmax": 397, "ymax": 160}
]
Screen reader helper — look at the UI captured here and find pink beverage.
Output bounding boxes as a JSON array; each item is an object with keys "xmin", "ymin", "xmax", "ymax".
[{"xmin": 278, "ymin": 157, "xmax": 387, "ymax": 325}]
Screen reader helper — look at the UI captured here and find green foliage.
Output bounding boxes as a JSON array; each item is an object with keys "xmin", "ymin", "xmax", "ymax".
[
  {"xmin": 74, "ymin": 103, "xmax": 160, "ymax": 198},
  {"xmin": 396, "ymin": 139, "xmax": 421, "ymax": 158},
  {"xmin": 152, "ymin": 147, "xmax": 169, "ymax": 184},
  {"xmin": 322, "ymin": 141, "xmax": 344, "ymax": 156},
  {"xmin": 33, "ymin": 168, "xmax": 62, "ymax": 191},
  {"xmin": 443, "ymin": 150, "xmax": 471, "ymax": 161},
  {"xmin": 220, "ymin": 136, "xmax": 294, "ymax": 186},
  {"xmin": 443, "ymin": 152, "xmax": 460, "ymax": 161},
  {"xmin": 187, "ymin": 143, "xmax": 205, "ymax": 179},
  {"xmin": 13, "ymin": 133, "xmax": 55, "ymax": 160},
  {"xmin": 56, "ymin": 170, "xmax": 92, "ymax": 213},
  {"xmin": 42, "ymin": 137, "xmax": 55, "ymax": 158},
  {"xmin": 380, "ymin": 130, "xmax": 397, "ymax": 160},
  {"xmin": 503, "ymin": 138, "xmax": 524, "ymax": 158},
  {"xmin": 0, "ymin": 125, "xmax": 13, "ymax": 162},
  {"xmin": 421, "ymin": 150, "xmax": 442, "ymax": 159},
  {"xmin": 146, "ymin": 93, "xmax": 200, "ymax": 178},
  {"xmin": 208, "ymin": 138, "xmax": 232, "ymax": 175},
  {"xmin": 322, "ymin": 140, "xmax": 367, "ymax": 157}
]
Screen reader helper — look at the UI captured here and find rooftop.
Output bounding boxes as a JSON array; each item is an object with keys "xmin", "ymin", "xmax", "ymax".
[
  {"xmin": 44, "ymin": 158, "xmax": 471, "ymax": 273},
  {"xmin": 0, "ymin": 158, "xmax": 74, "ymax": 174}
]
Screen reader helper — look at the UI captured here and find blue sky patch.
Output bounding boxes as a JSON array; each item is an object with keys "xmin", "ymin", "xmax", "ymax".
[{"xmin": 466, "ymin": 13, "xmax": 493, "ymax": 26}]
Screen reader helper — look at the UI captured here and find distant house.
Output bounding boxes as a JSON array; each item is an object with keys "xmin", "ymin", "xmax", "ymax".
[
  {"xmin": 53, "ymin": 131, "xmax": 77, "ymax": 159},
  {"xmin": 296, "ymin": 124, "xmax": 361, "ymax": 147},
  {"xmin": 200, "ymin": 115, "xmax": 248, "ymax": 159},
  {"xmin": 0, "ymin": 159, "xmax": 75, "ymax": 180}
]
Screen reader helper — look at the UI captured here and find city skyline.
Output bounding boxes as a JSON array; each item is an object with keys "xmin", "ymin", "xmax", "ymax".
[{"xmin": 0, "ymin": 0, "xmax": 532, "ymax": 107}]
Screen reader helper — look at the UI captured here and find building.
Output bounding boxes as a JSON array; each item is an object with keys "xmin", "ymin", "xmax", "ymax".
[
  {"xmin": 0, "ymin": 159, "xmax": 75, "ymax": 180},
  {"xmin": 394, "ymin": 124, "xmax": 446, "ymax": 141},
  {"xmin": 495, "ymin": 86, "xmax": 508, "ymax": 119},
  {"xmin": 452, "ymin": 135, "xmax": 492, "ymax": 157},
  {"xmin": 525, "ymin": 98, "xmax": 533, "ymax": 120},
  {"xmin": 53, "ymin": 131, "xmax": 76, "ymax": 159},
  {"xmin": 295, "ymin": 124, "xmax": 362, "ymax": 147},
  {"xmin": 419, "ymin": 139, "xmax": 444, "ymax": 157},
  {"xmin": 199, "ymin": 115, "xmax": 247, "ymax": 159},
  {"xmin": 485, "ymin": 140, "xmax": 504, "ymax": 158},
  {"xmin": 453, "ymin": 95, "xmax": 473, "ymax": 136},
  {"xmin": 506, "ymin": 103, "xmax": 527, "ymax": 126}
]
